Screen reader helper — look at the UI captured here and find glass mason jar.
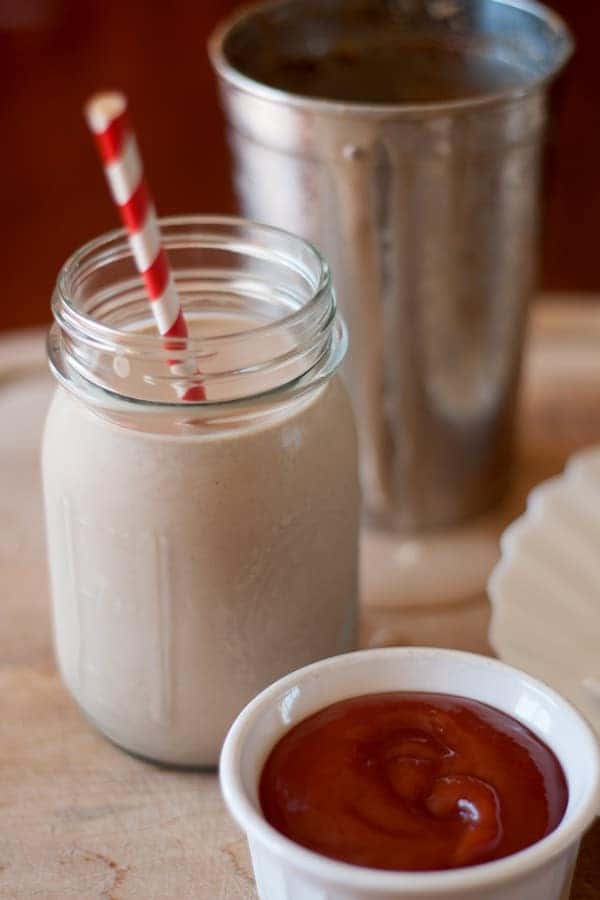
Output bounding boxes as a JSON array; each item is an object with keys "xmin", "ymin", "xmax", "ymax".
[{"xmin": 43, "ymin": 216, "xmax": 359, "ymax": 767}]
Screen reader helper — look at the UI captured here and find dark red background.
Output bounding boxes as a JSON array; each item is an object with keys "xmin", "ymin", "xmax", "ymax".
[{"xmin": 0, "ymin": 0, "xmax": 595, "ymax": 332}]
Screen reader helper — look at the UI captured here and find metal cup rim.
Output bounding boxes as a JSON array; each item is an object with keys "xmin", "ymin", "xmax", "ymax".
[{"xmin": 208, "ymin": 0, "xmax": 574, "ymax": 118}]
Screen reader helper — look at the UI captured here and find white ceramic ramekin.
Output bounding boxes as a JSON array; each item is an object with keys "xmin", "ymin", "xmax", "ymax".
[{"xmin": 220, "ymin": 647, "xmax": 600, "ymax": 900}]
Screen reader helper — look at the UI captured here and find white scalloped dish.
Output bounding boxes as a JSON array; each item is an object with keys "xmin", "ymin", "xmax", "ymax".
[{"xmin": 489, "ymin": 447, "xmax": 600, "ymax": 737}]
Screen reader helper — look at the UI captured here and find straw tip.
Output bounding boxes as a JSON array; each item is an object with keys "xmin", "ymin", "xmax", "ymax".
[{"xmin": 84, "ymin": 91, "xmax": 128, "ymax": 133}]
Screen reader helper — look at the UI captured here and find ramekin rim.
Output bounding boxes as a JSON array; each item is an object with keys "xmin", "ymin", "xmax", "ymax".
[{"xmin": 219, "ymin": 647, "xmax": 600, "ymax": 893}]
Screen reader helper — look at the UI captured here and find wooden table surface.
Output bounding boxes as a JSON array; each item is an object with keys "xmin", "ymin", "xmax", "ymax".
[{"xmin": 1, "ymin": 300, "xmax": 599, "ymax": 899}]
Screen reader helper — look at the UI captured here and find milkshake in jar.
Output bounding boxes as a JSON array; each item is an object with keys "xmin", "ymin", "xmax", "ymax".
[{"xmin": 43, "ymin": 216, "xmax": 358, "ymax": 767}]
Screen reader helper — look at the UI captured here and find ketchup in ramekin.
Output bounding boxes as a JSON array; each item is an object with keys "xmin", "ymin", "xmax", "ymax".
[{"xmin": 259, "ymin": 692, "xmax": 568, "ymax": 872}]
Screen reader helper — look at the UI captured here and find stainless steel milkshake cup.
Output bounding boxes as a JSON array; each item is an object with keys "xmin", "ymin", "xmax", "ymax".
[{"xmin": 210, "ymin": 0, "xmax": 572, "ymax": 531}]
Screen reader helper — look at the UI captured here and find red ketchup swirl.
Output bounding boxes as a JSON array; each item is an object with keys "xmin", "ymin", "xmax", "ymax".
[{"xmin": 259, "ymin": 692, "xmax": 568, "ymax": 871}]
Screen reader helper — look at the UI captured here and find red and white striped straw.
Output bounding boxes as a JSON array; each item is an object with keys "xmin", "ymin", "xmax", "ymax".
[{"xmin": 84, "ymin": 92, "xmax": 205, "ymax": 401}]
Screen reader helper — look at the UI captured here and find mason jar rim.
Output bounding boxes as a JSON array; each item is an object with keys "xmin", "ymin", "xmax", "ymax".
[
  {"xmin": 49, "ymin": 215, "xmax": 346, "ymax": 410},
  {"xmin": 54, "ymin": 214, "xmax": 333, "ymax": 351}
]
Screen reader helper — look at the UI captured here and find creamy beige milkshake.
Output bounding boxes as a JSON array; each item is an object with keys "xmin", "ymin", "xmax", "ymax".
[{"xmin": 43, "ymin": 218, "xmax": 359, "ymax": 766}]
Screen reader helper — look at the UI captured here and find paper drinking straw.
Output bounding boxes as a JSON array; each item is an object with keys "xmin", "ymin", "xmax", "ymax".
[{"xmin": 84, "ymin": 92, "xmax": 205, "ymax": 401}]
